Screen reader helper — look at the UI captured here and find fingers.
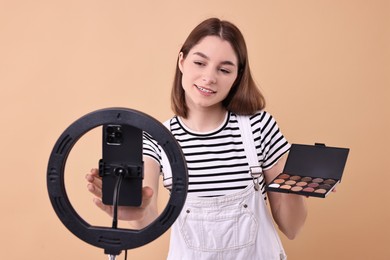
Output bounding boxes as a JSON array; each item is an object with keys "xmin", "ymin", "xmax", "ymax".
[
  {"xmin": 93, "ymin": 198, "xmax": 113, "ymax": 217},
  {"xmin": 140, "ymin": 186, "xmax": 154, "ymax": 208},
  {"xmin": 85, "ymin": 168, "xmax": 99, "ymax": 182},
  {"xmin": 87, "ymin": 183, "xmax": 102, "ymax": 198},
  {"xmin": 88, "ymin": 168, "xmax": 102, "ymax": 187},
  {"xmin": 90, "ymin": 168, "xmax": 99, "ymax": 176},
  {"xmin": 86, "ymin": 168, "xmax": 102, "ymax": 197}
]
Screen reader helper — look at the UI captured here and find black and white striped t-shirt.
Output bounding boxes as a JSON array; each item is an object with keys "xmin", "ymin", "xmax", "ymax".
[{"xmin": 143, "ymin": 111, "xmax": 290, "ymax": 197}]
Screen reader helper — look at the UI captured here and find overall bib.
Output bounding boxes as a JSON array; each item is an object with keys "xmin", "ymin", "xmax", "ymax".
[{"xmin": 166, "ymin": 184, "xmax": 287, "ymax": 260}]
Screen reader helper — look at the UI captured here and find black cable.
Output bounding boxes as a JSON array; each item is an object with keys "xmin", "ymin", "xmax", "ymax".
[
  {"xmin": 112, "ymin": 174, "xmax": 128, "ymax": 260},
  {"xmin": 112, "ymin": 173, "xmax": 124, "ymax": 229}
]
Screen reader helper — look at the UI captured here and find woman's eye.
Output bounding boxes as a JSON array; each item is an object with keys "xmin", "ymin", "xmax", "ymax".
[
  {"xmin": 194, "ymin": 61, "xmax": 205, "ymax": 66},
  {"xmin": 220, "ymin": 68, "xmax": 231, "ymax": 74}
]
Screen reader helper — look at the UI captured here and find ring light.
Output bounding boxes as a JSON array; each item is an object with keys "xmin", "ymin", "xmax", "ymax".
[{"xmin": 47, "ymin": 108, "xmax": 188, "ymax": 256}]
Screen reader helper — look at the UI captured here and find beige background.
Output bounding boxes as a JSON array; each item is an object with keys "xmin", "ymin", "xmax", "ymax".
[{"xmin": 1, "ymin": 0, "xmax": 389, "ymax": 259}]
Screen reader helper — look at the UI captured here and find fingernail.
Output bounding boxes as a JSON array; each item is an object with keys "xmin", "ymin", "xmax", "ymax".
[{"xmin": 87, "ymin": 183, "xmax": 94, "ymax": 191}]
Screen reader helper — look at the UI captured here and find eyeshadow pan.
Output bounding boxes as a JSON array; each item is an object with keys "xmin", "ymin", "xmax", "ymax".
[
  {"xmin": 280, "ymin": 185, "xmax": 291, "ymax": 190},
  {"xmin": 308, "ymin": 183, "xmax": 319, "ymax": 188},
  {"xmin": 291, "ymin": 186, "xmax": 303, "ymax": 192},
  {"xmin": 324, "ymin": 179, "xmax": 336, "ymax": 185},
  {"xmin": 296, "ymin": 181, "xmax": 307, "ymax": 187},
  {"xmin": 314, "ymin": 189, "xmax": 327, "ymax": 194},
  {"xmin": 303, "ymin": 187, "xmax": 315, "ymax": 192},
  {"xmin": 268, "ymin": 183, "xmax": 280, "ymax": 188},
  {"xmin": 312, "ymin": 178, "xmax": 324, "ymax": 183},
  {"xmin": 301, "ymin": 177, "xmax": 312, "ymax": 182},
  {"xmin": 279, "ymin": 174, "xmax": 290, "ymax": 179},
  {"xmin": 285, "ymin": 180, "xmax": 296, "ymax": 185},
  {"xmin": 319, "ymin": 184, "xmax": 331, "ymax": 189},
  {"xmin": 274, "ymin": 179, "xmax": 285, "ymax": 184},
  {"xmin": 290, "ymin": 175, "xmax": 301, "ymax": 181}
]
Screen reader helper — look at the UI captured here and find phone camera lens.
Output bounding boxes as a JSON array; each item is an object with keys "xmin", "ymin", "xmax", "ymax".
[
  {"xmin": 107, "ymin": 136, "xmax": 114, "ymax": 143},
  {"xmin": 106, "ymin": 126, "xmax": 114, "ymax": 134}
]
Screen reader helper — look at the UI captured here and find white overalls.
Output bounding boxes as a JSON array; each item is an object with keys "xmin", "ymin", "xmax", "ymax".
[
  {"xmin": 166, "ymin": 183, "xmax": 287, "ymax": 260},
  {"xmin": 164, "ymin": 115, "xmax": 287, "ymax": 260}
]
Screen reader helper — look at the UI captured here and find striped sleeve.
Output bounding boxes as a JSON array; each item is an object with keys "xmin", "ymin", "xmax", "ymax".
[
  {"xmin": 142, "ymin": 131, "xmax": 161, "ymax": 166},
  {"xmin": 252, "ymin": 111, "xmax": 291, "ymax": 170},
  {"xmin": 142, "ymin": 121, "xmax": 173, "ymax": 188}
]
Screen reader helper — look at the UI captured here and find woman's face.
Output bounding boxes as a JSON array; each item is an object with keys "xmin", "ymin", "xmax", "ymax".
[{"xmin": 178, "ymin": 36, "xmax": 238, "ymax": 113}]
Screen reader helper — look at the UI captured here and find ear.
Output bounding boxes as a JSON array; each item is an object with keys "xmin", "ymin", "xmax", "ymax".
[{"xmin": 178, "ymin": 52, "xmax": 184, "ymax": 73}]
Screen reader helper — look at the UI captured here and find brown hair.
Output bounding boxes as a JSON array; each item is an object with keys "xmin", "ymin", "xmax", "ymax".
[{"xmin": 171, "ymin": 18, "xmax": 266, "ymax": 118}]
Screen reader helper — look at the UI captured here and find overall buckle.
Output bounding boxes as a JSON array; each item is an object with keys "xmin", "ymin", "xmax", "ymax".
[{"xmin": 250, "ymin": 166, "xmax": 262, "ymax": 191}]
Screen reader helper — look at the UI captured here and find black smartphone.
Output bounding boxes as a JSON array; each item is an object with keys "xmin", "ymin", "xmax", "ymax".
[{"xmin": 99, "ymin": 124, "xmax": 143, "ymax": 207}]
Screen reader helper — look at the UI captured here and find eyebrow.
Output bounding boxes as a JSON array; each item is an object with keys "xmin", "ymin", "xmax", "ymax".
[{"xmin": 193, "ymin": 52, "xmax": 236, "ymax": 67}]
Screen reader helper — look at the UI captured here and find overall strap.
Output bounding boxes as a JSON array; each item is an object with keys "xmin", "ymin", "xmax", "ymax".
[
  {"xmin": 161, "ymin": 120, "xmax": 173, "ymax": 189},
  {"xmin": 236, "ymin": 115, "xmax": 263, "ymax": 192}
]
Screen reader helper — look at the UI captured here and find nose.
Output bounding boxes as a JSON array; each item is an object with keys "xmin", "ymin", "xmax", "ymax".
[{"xmin": 202, "ymin": 68, "xmax": 217, "ymax": 84}]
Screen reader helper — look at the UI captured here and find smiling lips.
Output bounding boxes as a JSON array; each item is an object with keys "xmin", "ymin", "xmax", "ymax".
[{"xmin": 194, "ymin": 84, "xmax": 216, "ymax": 94}]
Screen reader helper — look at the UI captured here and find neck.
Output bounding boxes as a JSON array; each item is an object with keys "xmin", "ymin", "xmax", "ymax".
[{"xmin": 181, "ymin": 107, "xmax": 227, "ymax": 132}]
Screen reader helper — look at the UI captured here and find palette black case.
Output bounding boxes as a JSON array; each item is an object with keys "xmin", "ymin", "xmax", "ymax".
[{"xmin": 266, "ymin": 143, "xmax": 350, "ymax": 198}]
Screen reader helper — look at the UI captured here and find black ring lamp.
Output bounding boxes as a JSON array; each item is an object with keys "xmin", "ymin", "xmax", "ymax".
[{"xmin": 47, "ymin": 108, "xmax": 188, "ymax": 256}]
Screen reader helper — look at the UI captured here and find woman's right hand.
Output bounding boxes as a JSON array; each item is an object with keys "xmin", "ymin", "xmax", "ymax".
[{"xmin": 86, "ymin": 168, "xmax": 155, "ymax": 223}]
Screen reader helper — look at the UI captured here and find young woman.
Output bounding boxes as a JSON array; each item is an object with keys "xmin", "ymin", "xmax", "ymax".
[{"xmin": 86, "ymin": 17, "xmax": 307, "ymax": 259}]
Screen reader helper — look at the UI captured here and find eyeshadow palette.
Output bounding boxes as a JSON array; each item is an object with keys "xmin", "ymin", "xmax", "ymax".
[
  {"xmin": 266, "ymin": 143, "xmax": 349, "ymax": 198},
  {"xmin": 267, "ymin": 174, "xmax": 339, "ymax": 198}
]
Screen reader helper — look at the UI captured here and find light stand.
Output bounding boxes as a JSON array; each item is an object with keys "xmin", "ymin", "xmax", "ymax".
[{"xmin": 47, "ymin": 107, "xmax": 188, "ymax": 258}]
